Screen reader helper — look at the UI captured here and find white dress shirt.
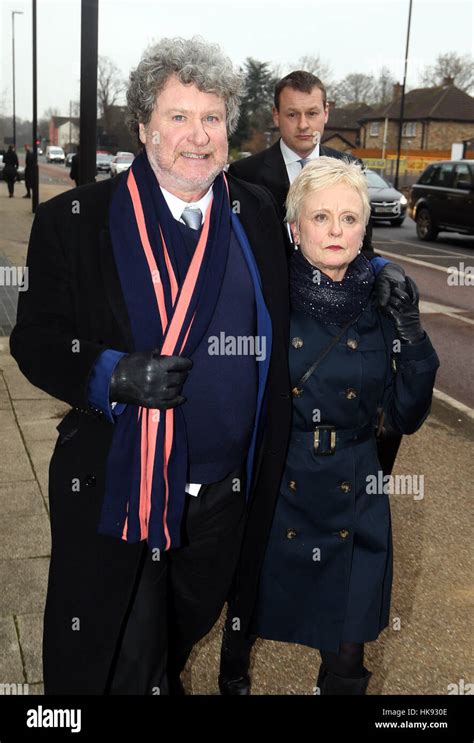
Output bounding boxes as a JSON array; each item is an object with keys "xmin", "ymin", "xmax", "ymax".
[
  {"xmin": 280, "ymin": 138, "xmax": 320, "ymax": 184},
  {"xmin": 160, "ymin": 184, "xmax": 213, "ymax": 224}
]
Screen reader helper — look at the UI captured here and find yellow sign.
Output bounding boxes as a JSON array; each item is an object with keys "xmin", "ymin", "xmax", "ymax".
[
  {"xmin": 406, "ymin": 157, "xmax": 437, "ymax": 171},
  {"xmin": 363, "ymin": 159, "xmax": 386, "ymax": 169}
]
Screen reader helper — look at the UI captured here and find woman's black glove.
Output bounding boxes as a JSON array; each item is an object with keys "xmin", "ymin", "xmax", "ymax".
[
  {"xmin": 110, "ymin": 351, "xmax": 192, "ymax": 409},
  {"xmin": 382, "ymin": 276, "xmax": 425, "ymax": 344},
  {"xmin": 374, "ymin": 262, "xmax": 406, "ymax": 308}
]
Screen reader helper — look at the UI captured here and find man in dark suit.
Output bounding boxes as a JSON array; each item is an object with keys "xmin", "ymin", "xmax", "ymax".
[
  {"xmin": 10, "ymin": 37, "xmax": 292, "ymax": 695},
  {"xmin": 69, "ymin": 146, "xmax": 79, "ymax": 187},
  {"xmin": 229, "ymin": 70, "xmax": 373, "ymax": 255},
  {"xmin": 23, "ymin": 144, "xmax": 35, "ymax": 198}
]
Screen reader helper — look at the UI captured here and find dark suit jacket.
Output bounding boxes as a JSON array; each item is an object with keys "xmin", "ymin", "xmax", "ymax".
[
  {"xmin": 10, "ymin": 172, "xmax": 292, "ymax": 693},
  {"xmin": 228, "ymin": 139, "xmax": 373, "ymax": 255}
]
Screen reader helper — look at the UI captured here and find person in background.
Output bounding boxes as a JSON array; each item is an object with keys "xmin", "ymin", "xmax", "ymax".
[
  {"xmin": 3, "ymin": 145, "xmax": 19, "ymax": 198},
  {"xmin": 23, "ymin": 144, "xmax": 34, "ymax": 198},
  {"xmin": 229, "ymin": 70, "xmax": 373, "ymax": 254},
  {"xmin": 70, "ymin": 145, "xmax": 79, "ymax": 187}
]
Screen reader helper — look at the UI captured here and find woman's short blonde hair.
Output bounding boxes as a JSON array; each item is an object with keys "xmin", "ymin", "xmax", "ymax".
[{"xmin": 285, "ymin": 156, "xmax": 371, "ymax": 228}]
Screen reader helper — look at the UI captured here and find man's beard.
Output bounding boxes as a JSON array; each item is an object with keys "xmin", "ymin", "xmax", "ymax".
[{"xmin": 146, "ymin": 145, "xmax": 226, "ymax": 193}]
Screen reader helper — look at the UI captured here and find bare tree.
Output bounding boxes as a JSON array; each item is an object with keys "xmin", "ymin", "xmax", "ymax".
[
  {"xmin": 42, "ymin": 106, "xmax": 60, "ymax": 119},
  {"xmin": 98, "ymin": 56, "xmax": 125, "ymax": 130},
  {"xmin": 294, "ymin": 54, "xmax": 333, "ymax": 86},
  {"xmin": 373, "ymin": 67, "xmax": 396, "ymax": 106},
  {"xmin": 419, "ymin": 52, "xmax": 474, "ymax": 93},
  {"xmin": 333, "ymin": 73, "xmax": 376, "ymax": 106}
]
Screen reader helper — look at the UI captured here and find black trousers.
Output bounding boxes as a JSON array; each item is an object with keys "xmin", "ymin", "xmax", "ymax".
[
  {"xmin": 5, "ymin": 176, "xmax": 15, "ymax": 196},
  {"xmin": 107, "ymin": 467, "xmax": 247, "ymax": 695}
]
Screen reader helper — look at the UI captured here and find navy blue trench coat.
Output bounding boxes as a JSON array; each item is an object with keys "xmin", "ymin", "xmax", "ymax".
[{"xmin": 255, "ymin": 294, "xmax": 439, "ymax": 653}]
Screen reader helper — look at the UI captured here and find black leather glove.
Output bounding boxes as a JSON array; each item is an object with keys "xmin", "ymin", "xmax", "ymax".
[
  {"xmin": 382, "ymin": 276, "xmax": 425, "ymax": 344},
  {"xmin": 110, "ymin": 351, "xmax": 192, "ymax": 409},
  {"xmin": 374, "ymin": 262, "xmax": 406, "ymax": 308}
]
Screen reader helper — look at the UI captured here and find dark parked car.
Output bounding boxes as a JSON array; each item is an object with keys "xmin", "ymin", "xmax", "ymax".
[
  {"xmin": 408, "ymin": 160, "xmax": 474, "ymax": 241},
  {"xmin": 365, "ymin": 169, "xmax": 407, "ymax": 226}
]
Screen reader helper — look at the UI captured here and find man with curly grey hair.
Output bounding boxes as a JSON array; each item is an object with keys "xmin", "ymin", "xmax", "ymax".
[{"xmin": 11, "ymin": 36, "xmax": 291, "ymax": 695}]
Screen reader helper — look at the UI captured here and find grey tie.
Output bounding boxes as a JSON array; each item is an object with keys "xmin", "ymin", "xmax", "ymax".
[
  {"xmin": 298, "ymin": 157, "xmax": 310, "ymax": 169},
  {"xmin": 181, "ymin": 207, "xmax": 202, "ymax": 230}
]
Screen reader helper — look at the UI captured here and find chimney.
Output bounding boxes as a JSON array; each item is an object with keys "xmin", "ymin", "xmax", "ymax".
[
  {"xmin": 392, "ymin": 83, "xmax": 403, "ymax": 100},
  {"xmin": 327, "ymin": 100, "xmax": 336, "ymax": 110},
  {"xmin": 443, "ymin": 76, "xmax": 455, "ymax": 86}
]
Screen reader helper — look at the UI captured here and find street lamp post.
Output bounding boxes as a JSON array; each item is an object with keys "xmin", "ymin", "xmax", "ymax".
[
  {"xmin": 394, "ymin": 0, "xmax": 413, "ymax": 190},
  {"xmin": 32, "ymin": 0, "xmax": 39, "ymax": 212},
  {"xmin": 11, "ymin": 10, "xmax": 24, "ymax": 148}
]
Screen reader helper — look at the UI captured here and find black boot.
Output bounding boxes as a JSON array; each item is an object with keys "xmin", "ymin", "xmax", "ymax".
[
  {"xmin": 316, "ymin": 664, "xmax": 372, "ymax": 695},
  {"xmin": 218, "ymin": 625, "xmax": 254, "ymax": 695}
]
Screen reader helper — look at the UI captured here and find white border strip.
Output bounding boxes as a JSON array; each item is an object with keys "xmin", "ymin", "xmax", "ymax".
[
  {"xmin": 433, "ymin": 388, "xmax": 474, "ymax": 420},
  {"xmin": 376, "ymin": 248, "xmax": 468, "ymax": 278}
]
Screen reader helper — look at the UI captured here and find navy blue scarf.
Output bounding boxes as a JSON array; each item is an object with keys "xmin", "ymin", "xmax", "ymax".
[
  {"xmin": 290, "ymin": 250, "xmax": 375, "ymax": 324},
  {"xmin": 98, "ymin": 151, "xmax": 232, "ymax": 551}
]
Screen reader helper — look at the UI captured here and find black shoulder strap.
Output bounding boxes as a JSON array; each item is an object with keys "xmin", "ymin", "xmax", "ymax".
[{"xmin": 292, "ymin": 313, "xmax": 360, "ymax": 395}]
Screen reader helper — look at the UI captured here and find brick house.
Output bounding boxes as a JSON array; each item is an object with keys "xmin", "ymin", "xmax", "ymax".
[
  {"xmin": 48, "ymin": 116, "xmax": 80, "ymax": 151},
  {"xmin": 359, "ymin": 79, "xmax": 474, "ymax": 151},
  {"xmin": 48, "ymin": 107, "xmax": 135, "ymax": 155},
  {"xmin": 355, "ymin": 79, "xmax": 474, "ymax": 180},
  {"xmin": 323, "ymin": 103, "xmax": 374, "ymax": 152}
]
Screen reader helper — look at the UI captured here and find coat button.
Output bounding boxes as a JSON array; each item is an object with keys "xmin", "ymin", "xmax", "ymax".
[
  {"xmin": 84, "ymin": 474, "xmax": 96, "ymax": 488},
  {"xmin": 292, "ymin": 387, "xmax": 303, "ymax": 398},
  {"xmin": 347, "ymin": 338, "xmax": 358, "ymax": 350},
  {"xmin": 345, "ymin": 388, "xmax": 358, "ymax": 400},
  {"xmin": 291, "ymin": 337, "xmax": 304, "ymax": 349},
  {"xmin": 289, "ymin": 480, "xmax": 297, "ymax": 492},
  {"xmin": 339, "ymin": 529, "xmax": 350, "ymax": 539},
  {"xmin": 340, "ymin": 481, "xmax": 352, "ymax": 493},
  {"xmin": 286, "ymin": 528, "xmax": 297, "ymax": 540}
]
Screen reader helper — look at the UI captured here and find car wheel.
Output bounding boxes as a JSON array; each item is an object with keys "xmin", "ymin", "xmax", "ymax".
[
  {"xmin": 391, "ymin": 218, "xmax": 405, "ymax": 227},
  {"xmin": 416, "ymin": 208, "xmax": 438, "ymax": 241}
]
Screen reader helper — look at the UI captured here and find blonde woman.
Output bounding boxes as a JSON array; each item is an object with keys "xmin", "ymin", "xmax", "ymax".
[{"xmin": 220, "ymin": 157, "xmax": 439, "ymax": 695}]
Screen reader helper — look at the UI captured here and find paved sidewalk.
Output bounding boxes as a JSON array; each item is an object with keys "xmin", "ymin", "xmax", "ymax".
[{"xmin": 0, "ymin": 185, "xmax": 472, "ymax": 696}]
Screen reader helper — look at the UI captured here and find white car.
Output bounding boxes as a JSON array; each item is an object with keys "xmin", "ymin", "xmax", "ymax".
[
  {"xmin": 110, "ymin": 152, "xmax": 134, "ymax": 176},
  {"xmin": 46, "ymin": 146, "xmax": 65, "ymax": 163}
]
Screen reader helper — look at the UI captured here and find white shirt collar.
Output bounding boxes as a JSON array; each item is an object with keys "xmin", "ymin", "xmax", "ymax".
[
  {"xmin": 280, "ymin": 138, "xmax": 320, "ymax": 165},
  {"xmin": 160, "ymin": 184, "xmax": 213, "ymax": 225}
]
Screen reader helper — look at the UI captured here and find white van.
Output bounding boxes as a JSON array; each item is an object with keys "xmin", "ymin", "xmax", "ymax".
[{"xmin": 46, "ymin": 146, "xmax": 65, "ymax": 163}]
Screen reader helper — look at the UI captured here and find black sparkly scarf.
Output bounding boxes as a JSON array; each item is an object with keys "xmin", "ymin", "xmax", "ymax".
[{"xmin": 290, "ymin": 249, "xmax": 375, "ymax": 324}]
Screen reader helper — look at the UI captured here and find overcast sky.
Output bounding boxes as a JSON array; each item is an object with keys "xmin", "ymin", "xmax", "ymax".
[{"xmin": 0, "ymin": 0, "xmax": 472, "ymax": 121}]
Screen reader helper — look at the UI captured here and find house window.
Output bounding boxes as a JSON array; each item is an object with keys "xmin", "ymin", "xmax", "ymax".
[
  {"xmin": 402, "ymin": 122, "xmax": 416, "ymax": 137},
  {"xmin": 369, "ymin": 122, "xmax": 380, "ymax": 136}
]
